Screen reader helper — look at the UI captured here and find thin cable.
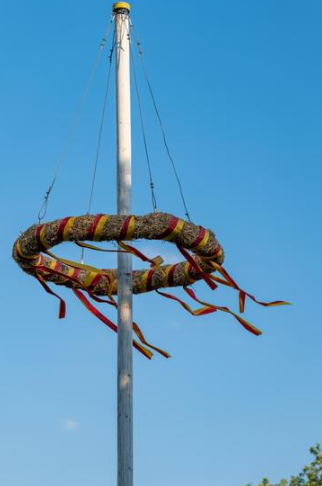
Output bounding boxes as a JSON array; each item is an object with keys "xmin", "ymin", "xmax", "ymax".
[
  {"xmin": 37, "ymin": 16, "xmax": 115, "ymax": 223},
  {"xmin": 87, "ymin": 33, "xmax": 115, "ymax": 215},
  {"xmin": 130, "ymin": 24, "xmax": 191, "ymax": 221},
  {"xmin": 80, "ymin": 32, "xmax": 116, "ymax": 265},
  {"xmin": 130, "ymin": 44, "xmax": 158, "ymax": 212}
]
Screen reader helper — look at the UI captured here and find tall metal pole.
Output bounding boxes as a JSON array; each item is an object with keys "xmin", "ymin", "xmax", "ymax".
[{"xmin": 114, "ymin": 3, "xmax": 133, "ymax": 486}]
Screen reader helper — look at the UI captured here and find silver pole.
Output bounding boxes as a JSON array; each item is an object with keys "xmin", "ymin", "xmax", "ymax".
[{"xmin": 114, "ymin": 3, "xmax": 133, "ymax": 486}]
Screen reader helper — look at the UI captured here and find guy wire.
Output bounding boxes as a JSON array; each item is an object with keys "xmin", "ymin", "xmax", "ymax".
[
  {"xmin": 130, "ymin": 44, "xmax": 158, "ymax": 212},
  {"xmin": 37, "ymin": 16, "xmax": 115, "ymax": 223},
  {"xmin": 130, "ymin": 23, "xmax": 191, "ymax": 221},
  {"xmin": 87, "ymin": 31, "xmax": 115, "ymax": 215}
]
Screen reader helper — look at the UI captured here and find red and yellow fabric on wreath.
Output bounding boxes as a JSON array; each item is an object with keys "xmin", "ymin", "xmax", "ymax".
[{"xmin": 13, "ymin": 212, "xmax": 289, "ymax": 359}]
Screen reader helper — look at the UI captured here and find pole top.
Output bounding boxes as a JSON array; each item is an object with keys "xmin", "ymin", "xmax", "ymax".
[{"xmin": 113, "ymin": 2, "xmax": 131, "ymax": 12}]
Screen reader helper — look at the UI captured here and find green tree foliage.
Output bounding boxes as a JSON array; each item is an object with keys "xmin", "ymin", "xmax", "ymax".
[{"xmin": 245, "ymin": 444, "xmax": 322, "ymax": 486}]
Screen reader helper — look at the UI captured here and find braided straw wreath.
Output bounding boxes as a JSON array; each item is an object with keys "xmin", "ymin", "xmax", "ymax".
[
  {"xmin": 13, "ymin": 213, "xmax": 224, "ymax": 295},
  {"xmin": 13, "ymin": 212, "xmax": 288, "ymax": 358}
]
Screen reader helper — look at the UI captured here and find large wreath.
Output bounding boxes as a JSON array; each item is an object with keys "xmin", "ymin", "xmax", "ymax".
[
  {"xmin": 13, "ymin": 212, "xmax": 223, "ymax": 295},
  {"xmin": 13, "ymin": 212, "xmax": 287, "ymax": 359}
]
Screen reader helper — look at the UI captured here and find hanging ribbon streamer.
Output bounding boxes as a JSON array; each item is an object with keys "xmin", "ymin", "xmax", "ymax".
[
  {"xmin": 72, "ymin": 288, "xmax": 154, "ymax": 360},
  {"xmin": 209, "ymin": 262, "xmax": 290, "ymax": 313},
  {"xmin": 35, "ymin": 273, "xmax": 66, "ymax": 319},
  {"xmin": 156, "ymin": 287, "xmax": 262, "ymax": 336},
  {"xmin": 80, "ymin": 285, "xmax": 170, "ymax": 358},
  {"xmin": 118, "ymin": 241, "xmax": 164, "ymax": 268},
  {"xmin": 14, "ymin": 212, "xmax": 290, "ymax": 354},
  {"xmin": 75, "ymin": 241, "xmax": 127, "ymax": 253},
  {"xmin": 42, "ymin": 237, "xmax": 286, "ymax": 340},
  {"xmin": 33, "ymin": 261, "xmax": 169, "ymax": 359},
  {"xmin": 177, "ymin": 245, "xmax": 217, "ymax": 290},
  {"xmin": 183, "ymin": 286, "xmax": 262, "ymax": 336}
]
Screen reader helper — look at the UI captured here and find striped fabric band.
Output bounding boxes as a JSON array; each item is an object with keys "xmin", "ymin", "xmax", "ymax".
[
  {"xmin": 160, "ymin": 216, "xmax": 185, "ymax": 241},
  {"xmin": 184, "ymin": 262, "xmax": 196, "ymax": 284},
  {"xmin": 57, "ymin": 216, "xmax": 76, "ymax": 241},
  {"xmin": 164, "ymin": 264, "xmax": 179, "ymax": 287},
  {"xmin": 141, "ymin": 269, "xmax": 155, "ymax": 293},
  {"xmin": 16, "ymin": 240, "xmax": 37, "ymax": 260},
  {"xmin": 87, "ymin": 214, "xmax": 109, "ymax": 242},
  {"xmin": 190, "ymin": 226, "xmax": 210, "ymax": 252},
  {"xmin": 36, "ymin": 224, "xmax": 51, "ymax": 250},
  {"xmin": 119, "ymin": 216, "xmax": 135, "ymax": 240}
]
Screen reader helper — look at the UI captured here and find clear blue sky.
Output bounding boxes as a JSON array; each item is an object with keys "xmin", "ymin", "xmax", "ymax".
[{"xmin": 1, "ymin": 1, "xmax": 322, "ymax": 485}]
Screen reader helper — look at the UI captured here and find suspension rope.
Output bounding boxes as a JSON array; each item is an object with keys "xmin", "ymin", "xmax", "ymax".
[
  {"xmin": 130, "ymin": 44, "xmax": 158, "ymax": 212},
  {"xmin": 79, "ymin": 32, "xmax": 116, "ymax": 264},
  {"xmin": 130, "ymin": 23, "xmax": 191, "ymax": 221},
  {"xmin": 87, "ymin": 32, "xmax": 115, "ymax": 215},
  {"xmin": 37, "ymin": 16, "xmax": 115, "ymax": 223}
]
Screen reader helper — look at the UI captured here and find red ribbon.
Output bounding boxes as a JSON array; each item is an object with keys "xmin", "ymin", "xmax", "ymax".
[
  {"xmin": 72, "ymin": 289, "xmax": 153, "ymax": 360},
  {"xmin": 211, "ymin": 263, "xmax": 290, "ymax": 313},
  {"xmin": 183, "ymin": 286, "xmax": 262, "ymax": 336},
  {"xmin": 35, "ymin": 274, "xmax": 66, "ymax": 319},
  {"xmin": 190, "ymin": 226, "xmax": 206, "ymax": 249},
  {"xmin": 57, "ymin": 216, "xmax": 72, "ymax": 240},
  {"xmin": 178, "ymin": 245, "xmax": 217, "ymax": 290},
  {"xmin": 119, "ymin": 216, "xmax": 132, "ymax": 240},
  {"xmin": 158, "ymin": 216, "xmax": 179, "ymax": 239},
  {"xmin": 88, "ymin": 214, "xmax": 104, "ymax": 240}
]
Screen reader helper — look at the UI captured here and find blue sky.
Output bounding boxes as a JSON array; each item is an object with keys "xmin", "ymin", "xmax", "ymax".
[{"xmin": 1, "ymin": 1, "xmax": 322, "ymax": 485}]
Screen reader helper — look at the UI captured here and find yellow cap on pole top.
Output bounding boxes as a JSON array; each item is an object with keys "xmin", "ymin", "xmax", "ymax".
[{"xmin": 113, "ymin": 2, "xmax": 131, "ymax": 12}]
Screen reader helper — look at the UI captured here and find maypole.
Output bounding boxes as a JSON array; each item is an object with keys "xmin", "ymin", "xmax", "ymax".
[
  {"xmin": 12, "ymin": 5, "xmax": 290, "ymax": 484},
  {"xmin": 114, "ymin": 3, "xmax": 133, "ymax": 486}
]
